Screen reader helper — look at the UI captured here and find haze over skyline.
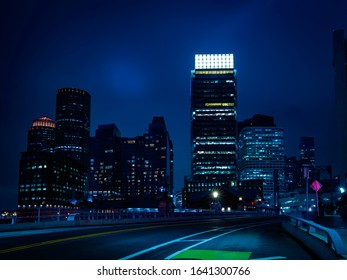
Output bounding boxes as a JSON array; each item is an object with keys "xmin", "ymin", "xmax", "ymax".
[{"xmin": 1, "ymin": 0, "xmax": 347, "ymax": 210}]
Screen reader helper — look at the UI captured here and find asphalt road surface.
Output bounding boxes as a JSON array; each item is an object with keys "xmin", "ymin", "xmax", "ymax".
[{"xmin": 0, "ymin": 216, "xmax": 316, "ymax": 260}]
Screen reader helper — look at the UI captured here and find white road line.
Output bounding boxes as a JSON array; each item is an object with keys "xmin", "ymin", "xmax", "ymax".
[
  {"xmin": 176, "ymin": 239, "xmax": 207, "ymax": 242},
  {"xmin": 165, "ymin": 221, "xmax": 279, "ymax": 260},
  {"xmin": 165, "ymin": 229, "xmax": 243, "ymax": 259},
  {"xmin": 119, "ymin": 220, "xmax": 278, "ymax": 260},
  {"xmin": 118, "ymin": 227, "xmax": 222, "ymax": 260},
  {"xmin": 253, "ymin": 256, "xmax": 287, "ymax": 260}
]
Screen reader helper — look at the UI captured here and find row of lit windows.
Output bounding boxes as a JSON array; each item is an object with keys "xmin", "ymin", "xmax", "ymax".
[
  {"xmin": 195, "ymin": 136, "xmax": 235, "ymax": 140},
  {"xmin": 244, "ymin": 143, "xmax": 283, "ymax": 149},
  {"xmin": 55, "ymin": 145, "xmax": 83, "ymax": 151},
  {"xmin": 195, "ymin": 170, "xmax": 234, "ymax": 175},
  {"xmin": 194, "ymin": 112, "xmax": 234, "ymax": 117},
  {"xmin": 195, "ymin": 166, "xmax": 234, "ymax": 170},
  {"xmin": 204, "ymin": 102, "xmax": 234, "ymax": 107},
  {"xmin": 19, "ymin": 188, "xmax": 47, "ymax": 192},
  {"xmin": 194, "ymin": 70, "xmax": 234, "ymax": 75},
  {"xmin": 195, "ymin": 141, "xmax": 235, "ymax": 145},
  {"xmin": 195, "ymin": 108, "xmax": 233, "ymax": 112},
  {"xmin": 188, "ymin": 182, "xmax": 223, "ymax": 187},
  {"xmin": 198, "ymin": 79, "xmax": 235, "ymax": 84},
  {"xmin": 56, "ymin": 118, "xmax": 83, "ymax": 123},
  {"xmin": 241, "ymin": 153, "xmax": 285, "ymax": 158},
  {"xmin": 239, "ymin": 157, "xmax": 285, "ymax": 163},
  {"xmin": 196, "ymin": 150, "xmax": 235, "ymax": 155},
  {"xmin": 28, "ymin": 165, "xmax": 47, "ymax": 170},
  {"xmin": 20, "ymin": 196, "xmax": 46, "ymax": 201},
  {"xmin": 20, "ymin": 184, "xmax": 47, "ymax": 188}
]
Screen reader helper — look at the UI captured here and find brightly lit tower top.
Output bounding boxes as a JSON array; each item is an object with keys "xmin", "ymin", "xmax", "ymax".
[{"xmin": 194, "ymin": 54, "xmax": 234, "ymax": 70}]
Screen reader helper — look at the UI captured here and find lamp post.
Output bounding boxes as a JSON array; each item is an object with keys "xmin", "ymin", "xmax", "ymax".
[
  {"xmin": 211, "ymin": 191, "xmax": 219, "ymax": 212},
  {"xmin": 303, "ymin": 164, "xmax": 310, "ymax": 219},
  {"xmin": 37, "ymin": 205, "xmax": 41, "ymax": 223}
]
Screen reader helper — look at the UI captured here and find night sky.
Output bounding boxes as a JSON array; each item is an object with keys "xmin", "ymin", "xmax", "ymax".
[{"xmin": 1, "ymin": 0, "xmax": 347, "ymax": 210}]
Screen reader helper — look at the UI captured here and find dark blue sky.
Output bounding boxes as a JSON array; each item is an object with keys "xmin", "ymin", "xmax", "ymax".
[{"xmin": 1, "ymin": 0, "xmax": 347, "ymax": 210}]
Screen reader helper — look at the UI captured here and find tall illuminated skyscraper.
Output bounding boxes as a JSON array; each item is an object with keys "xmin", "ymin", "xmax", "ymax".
[
  {"xmin": 55, "ymin": 87, "xmax": 91, "ymax": 199},
  {"xmin": 55, "ymin": 88, "xmax": 91, "ymax": 169},
  {"xmin": 333, "ymin": 29, "xmax": 347, "ymax": 186},
  {"xmin": 185, "ymin": 54, "xmax": 237, "ymax": 206}
]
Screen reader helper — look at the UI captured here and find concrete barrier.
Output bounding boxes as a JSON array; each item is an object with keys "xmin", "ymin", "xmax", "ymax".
[{"xmin": 282, "ymin": 216, "xmax": 347, "ymax": 260}]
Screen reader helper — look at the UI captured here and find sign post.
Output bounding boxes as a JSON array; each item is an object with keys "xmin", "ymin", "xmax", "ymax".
[{"xmin": 310, "ymin": 180, "xmax": 322, "ymax": 216}]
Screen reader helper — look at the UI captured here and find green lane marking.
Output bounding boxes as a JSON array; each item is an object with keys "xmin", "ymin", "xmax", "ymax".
[{"xmin": 171, "ymin": 249, "xmax": 252, "ymax": 260}]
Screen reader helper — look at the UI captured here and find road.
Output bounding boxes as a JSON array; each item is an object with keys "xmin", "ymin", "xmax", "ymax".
[{"xmin": 0, "ymin": 216, "xmax": 316, "ymax": 260}]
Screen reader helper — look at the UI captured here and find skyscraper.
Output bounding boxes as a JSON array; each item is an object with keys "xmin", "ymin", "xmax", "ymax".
[
  {"xmin": 121, "ymin": 117, "xmax": 174, "ymax": 203},
  {"xmin": 299, "ymin": 136, "xmax": 315, "ymax": 166},
  {"xmin": 18, "ymin": 116, "xmax": 86, "ymax": 208},
  {"xmin": 190, "ymin": 54, "xmax": 237, "ymax": 185},
  {"xmin": 89, "ymin": 124, "xmax": 122, "ymax": 199},
  {"xmin": 55, "ymin": 88, "xmax": 91, "ymax": 169},
  {"xmin": 184, "ymin": 54, "xmax": 237, "ymax": 207},
  {"xmin": 27, "ymin": 116, "xmax": 56, "ymax": 152},
  {"xmin": 18, "ymin": 88, "xmax": 91, "ymax": 209},
  {"xmin": 333, "ymin": 29, "xmax": 347, "ymax": 186},
  {"xmin": 238, "ymin": 115, "xmax": 285, "ymax": 203},
  {"xmin": 18, "ymin": 116, "xmax": 56, "ymax": 207}
]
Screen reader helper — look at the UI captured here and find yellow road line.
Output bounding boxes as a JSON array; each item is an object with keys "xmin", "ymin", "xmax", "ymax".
[
  {"xmin": 0, "ymin": 224, "xmax": 163, "ymax": 254},
  {"xmin": 0, "ymin": 220, "xmax": 216, "ymax": 255}
]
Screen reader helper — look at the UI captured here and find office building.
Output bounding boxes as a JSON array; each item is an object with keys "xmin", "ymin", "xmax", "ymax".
[
  {"xmin": 121, "ymin": 117, "xmax": 174, "ymax": 204},
  {"xmin": 19, "ymin": 116, "xmax": 56, "ymax": 207},
  {"xmin": 55, "ymin": 87, "xmax": 91, "ymax": 198},
  {"xmin": 333, "ymin": 29, "xmax": 347, "ymax": 186},
  {"xmin": 27, "ymin": 116, "xmax": 56, "ymax": 152},
  {"xmin": 18, "ymin": 88, "xmax": 91, "ymax": 208},
  {"xmin": 284, "ymin": 156, "xmax": 301, "ymax": 192},
  {"xmin": 18, "ymin": 152, "xmax": 86, "ymax": 208},
  {"xmin": 184, "ymin": 54, "xmax": 237, "ymax": 207},
  {"xmin": 190, "ymin": 54, "xmax": 237, "ymax": 183},
  {"xmin": 89, "ymin": 124, "xmax": 122, "ymax": 200},
  {"xmin": 55, "ymin": 88, "xmax": 91, "ymax": 169},
  {"xmin": 238, "ymin": 115, "xmax": 285, "ymax": 203},
  {"xmin": 18, "ymin": 117, "xmax": 86, "ymax": 208},
  {"xmin": 299, "ymin": 136, "xmax": 315, "ymax": 166}
]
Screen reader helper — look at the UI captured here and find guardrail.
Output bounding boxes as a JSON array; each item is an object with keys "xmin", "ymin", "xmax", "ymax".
[
  {"xmin": 1, "ymin": 205, "xmax": 280, "ymax": 225},
  {"xmin": 282, "ymin": 215, "xmax": 347, "ymax": 259},
  {"xmin": 0, "ymin": 206, "xmax": 280, "ymax": 232}
]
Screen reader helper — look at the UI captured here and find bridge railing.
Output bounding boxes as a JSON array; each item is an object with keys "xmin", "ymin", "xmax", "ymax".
[
  {"xmin": 1, "ymin": 206, "xmax": 279, "ymax": 226},
  {"xmin": 282, "ymin": 215, "xmax": 347, "ymax": 259}
]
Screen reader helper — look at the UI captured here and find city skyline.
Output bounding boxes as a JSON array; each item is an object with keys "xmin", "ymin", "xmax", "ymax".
[{"xmin": 1, "ymin": 0, "xmax": 347, "ymax": 209}]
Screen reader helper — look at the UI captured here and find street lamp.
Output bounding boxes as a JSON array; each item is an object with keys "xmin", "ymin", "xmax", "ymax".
[
  {"xmin": 211, "ymin": 191, "xmax": 220, "ymax": 213},
  {"xmin": 212, "ymin": 191, "xmax": 219, "ymax": 199}
]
